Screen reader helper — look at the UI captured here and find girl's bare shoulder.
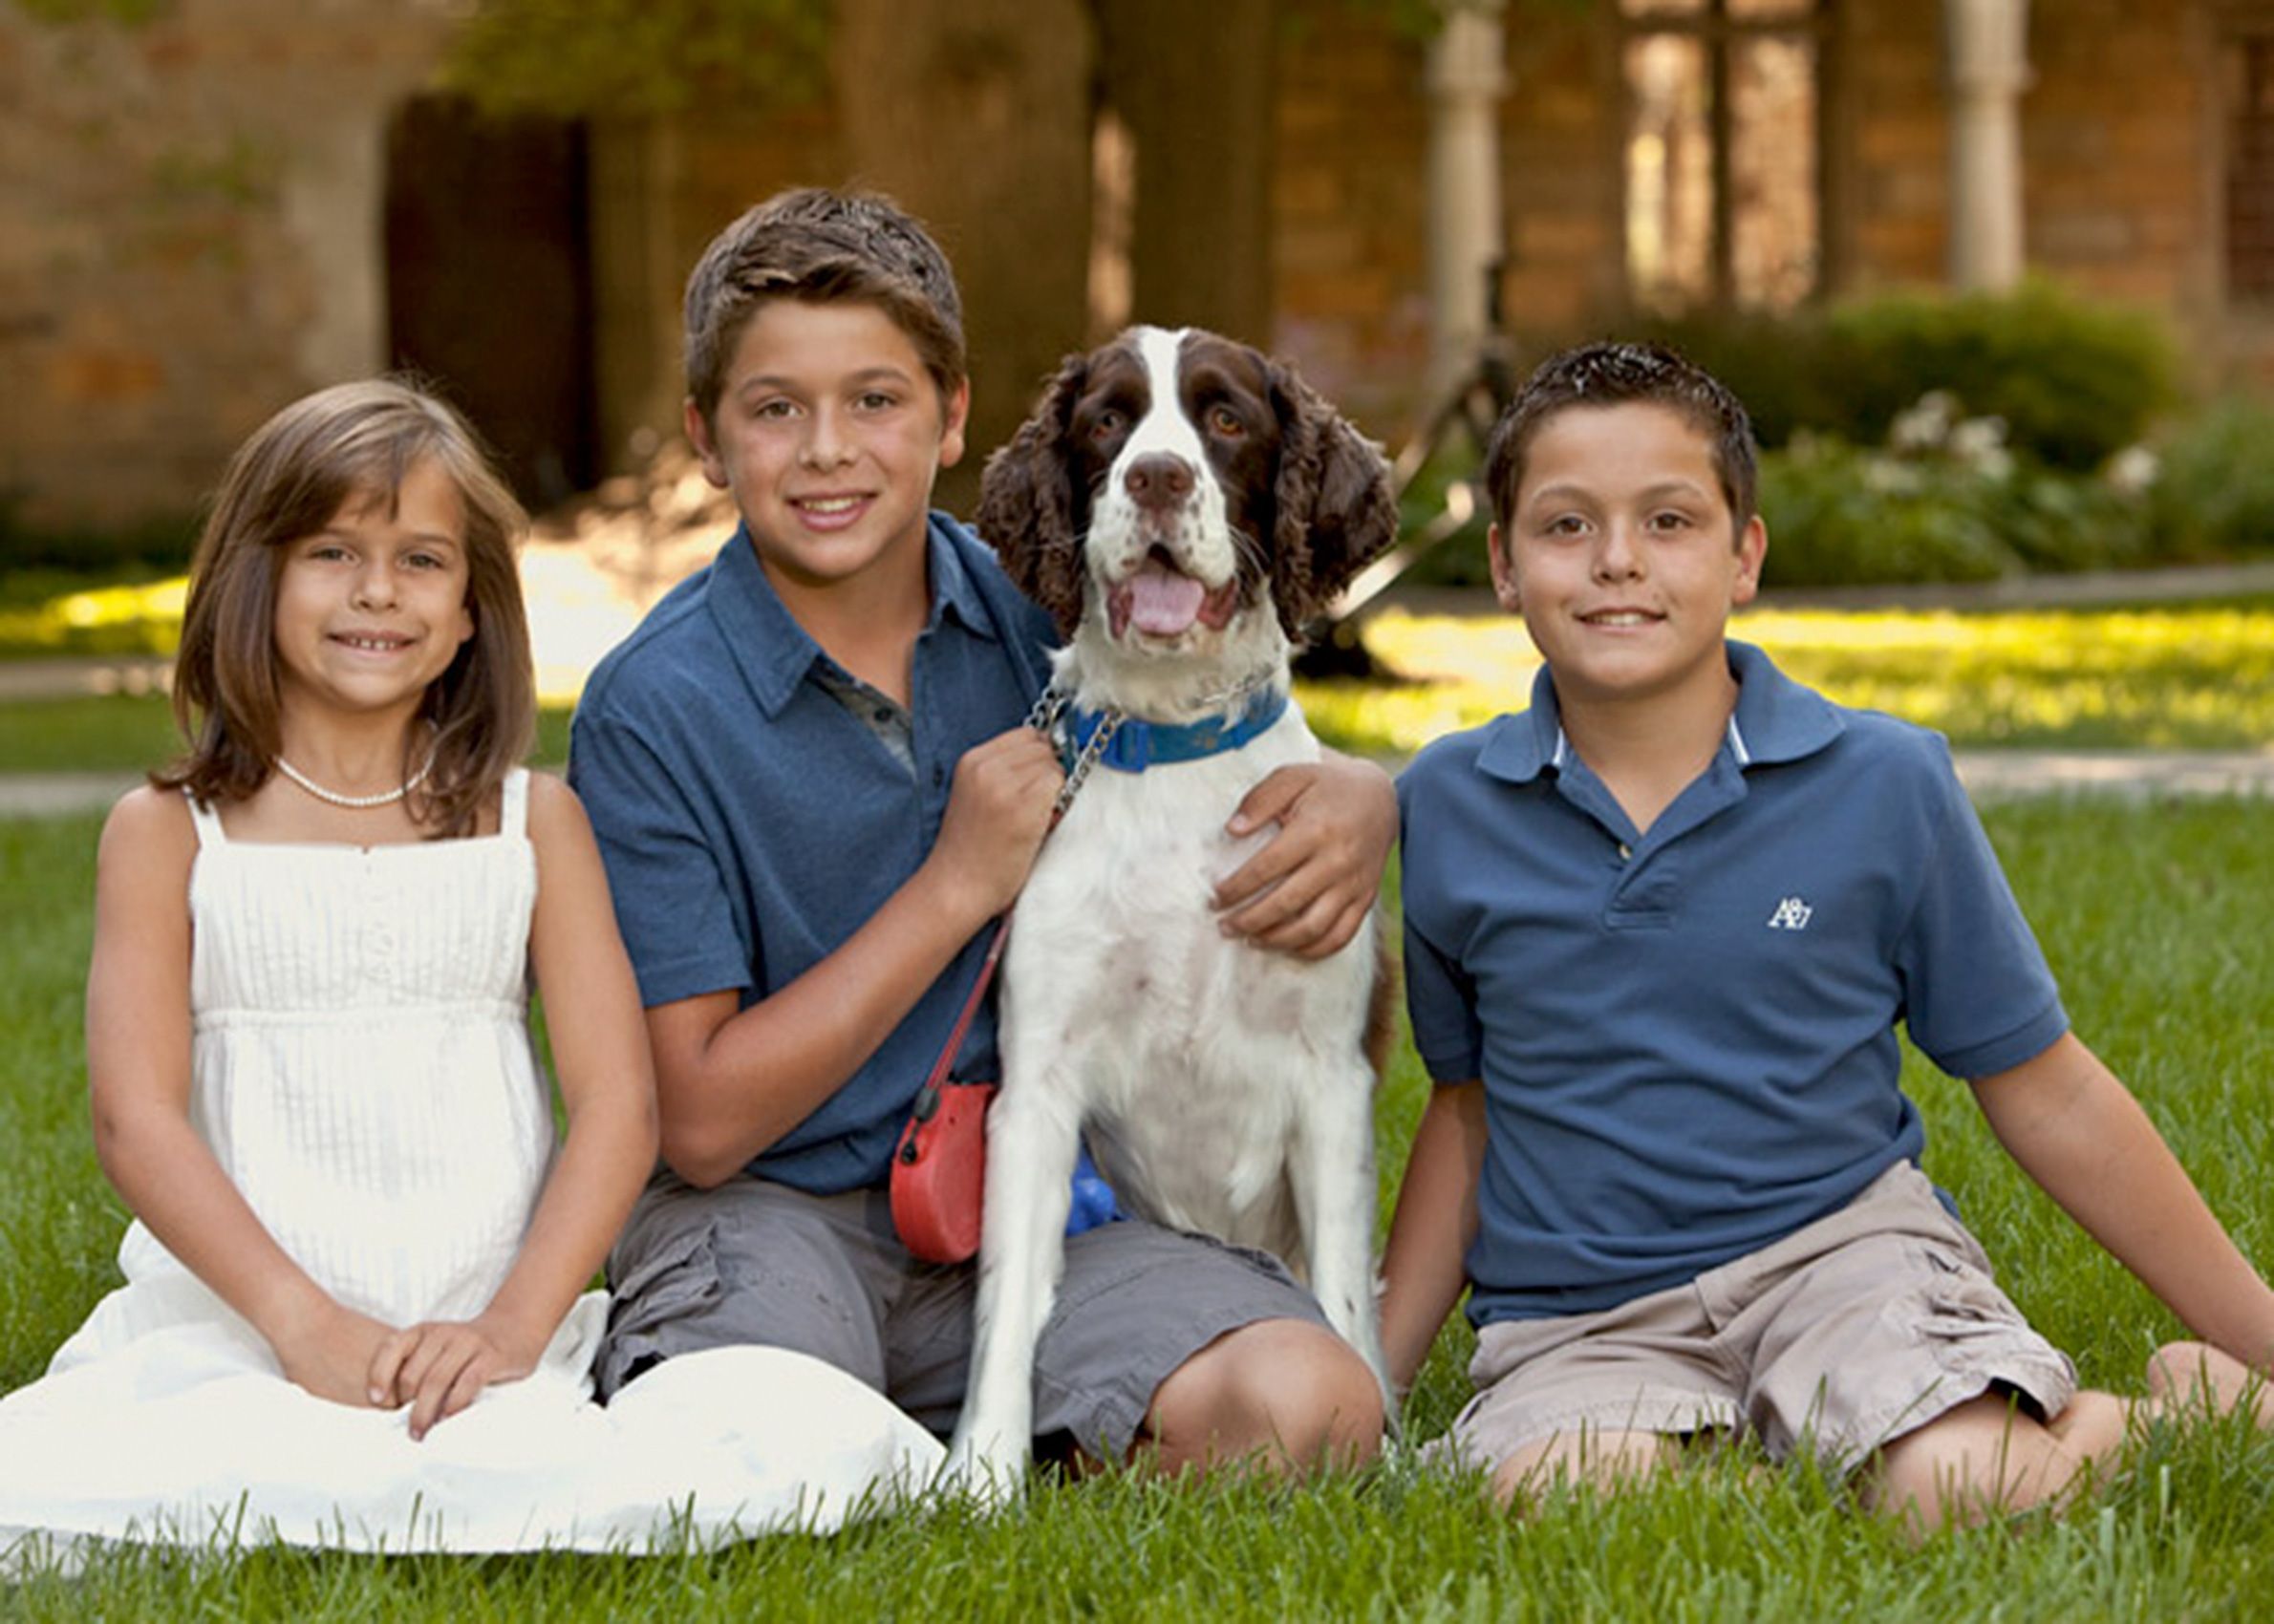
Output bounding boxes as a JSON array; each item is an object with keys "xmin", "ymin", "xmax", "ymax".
[
  {"xmin": 102, "ymin": 782, "xmax": 199, "ymax": 856},
  {"xmin": 524, "ymin": 769, "xmax": 596, "ymax": 844},
  {"xmin": 94, "ymin": 784, "xmax": 200, "ymax": 924}
]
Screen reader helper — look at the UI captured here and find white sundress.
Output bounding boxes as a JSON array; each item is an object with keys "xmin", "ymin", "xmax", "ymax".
[{"xmin": 0, "ymin": 769, "xmax": 941, "ymax": 1567}]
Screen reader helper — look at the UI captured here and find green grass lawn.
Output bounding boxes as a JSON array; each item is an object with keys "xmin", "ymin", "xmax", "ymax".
[{"xmin": 4, "ymin": 798, "xmax": 2271, "ymax": 1618}]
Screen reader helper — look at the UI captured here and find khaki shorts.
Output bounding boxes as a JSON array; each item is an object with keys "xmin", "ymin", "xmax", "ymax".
[
  {"xmin": 594, "ymin": 1170, "xmax": 1329, "ymax": 1462},
  {"xmin": 1448, "ymin": 1161, "xmax": 2077, "ymax": 1477}
]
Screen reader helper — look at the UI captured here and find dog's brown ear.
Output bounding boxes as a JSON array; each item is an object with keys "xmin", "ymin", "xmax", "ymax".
[
  {"xmin": 977, "ymin": 353, "xmax": 1091, "ymax": 638},
  {"xmin": 1267, "ymin": 360, "xmax": 1400, "ymax": 639}
]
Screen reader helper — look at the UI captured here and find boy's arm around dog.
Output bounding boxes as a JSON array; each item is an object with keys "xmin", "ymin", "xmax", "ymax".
[{"xmin": 1214, "ymin": 751, "xmax": 1398, "ymax": 961}]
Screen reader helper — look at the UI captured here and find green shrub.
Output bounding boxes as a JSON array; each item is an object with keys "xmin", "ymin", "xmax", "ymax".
[
  {"xmin": 1990, "ymin": 461, "xmax": 2152, "ymax": 574},
  {"xmin": 1627, "ymin": 308, "xmax": 1844, "ymax": 450},
  {"xmin": 1756, "ymin": 387, "xmax": 2154, "ymax": 588},
  {"xmin": 1758, "ymin": 437, "xmax": 2017, "ymax": 588},
  {"xmin": 2149, "ymin": 392, "xmax": 2274, "ymax": 560},
  {"xmin": 1820, "ymin": 280, "xmax": 2179, "ymax": 472},
  {"xmin": 1635, "ymin": 280, "xmax": 2181, "ymax": 471},
  {"xmin": 0, "ymin": 501, "xmax": 199, "ymax": 575}
]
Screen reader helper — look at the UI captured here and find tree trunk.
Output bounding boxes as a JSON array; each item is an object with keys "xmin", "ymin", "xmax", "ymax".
[
  {"xmin": 1097, "ymin": 0, "xmax": 1277, "ymax": 343},
  {"xmin": 833, "ymin": 0, "xmax": 1098, "ymax": 508}
]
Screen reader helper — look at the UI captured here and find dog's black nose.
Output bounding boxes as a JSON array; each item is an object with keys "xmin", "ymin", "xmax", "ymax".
[{"xmin": 1123, "ymin": 453, "xmax": 1194, "ymax": 512}]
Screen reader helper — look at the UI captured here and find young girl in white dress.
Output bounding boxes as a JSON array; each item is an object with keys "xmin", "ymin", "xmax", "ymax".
[{"xmin": 0, "ymin": 380, "xmax": 941, "ymax": 1568}]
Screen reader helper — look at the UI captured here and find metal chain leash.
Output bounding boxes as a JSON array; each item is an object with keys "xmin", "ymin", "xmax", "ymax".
[{"xmin": 1024, "ymin": 682, "xmax": 1123, "ymax": 824}]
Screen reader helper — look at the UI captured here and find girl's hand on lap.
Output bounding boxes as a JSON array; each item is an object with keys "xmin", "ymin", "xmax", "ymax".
[
  {"xmin": 371, "ymin": 1314, "xmax": 545, "ymax": 1440},
  {"xmin": 270, "ymin": 1297, "xmax": 401, "ymax": 1410}
]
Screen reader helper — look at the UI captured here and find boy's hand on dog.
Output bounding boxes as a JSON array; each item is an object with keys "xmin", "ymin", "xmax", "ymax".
[
  {"xmin": 931, "ymin": 726, "xmax": 1066, "ymax": 920},
  {"xmin": 1216, "ymin": 757, "xmax": 1395, "ymax": 959}
]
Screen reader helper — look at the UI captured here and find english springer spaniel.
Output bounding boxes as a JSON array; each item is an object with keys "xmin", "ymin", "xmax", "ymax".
[{"xmin": 944, "ymin": 325, "xmax": 1401, "ymax": 1497}]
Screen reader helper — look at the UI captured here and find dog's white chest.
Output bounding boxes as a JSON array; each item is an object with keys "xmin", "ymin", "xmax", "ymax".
[{"xmin": 1002, "ymin": 716, "xmax": 1362, "ymax": 1248}]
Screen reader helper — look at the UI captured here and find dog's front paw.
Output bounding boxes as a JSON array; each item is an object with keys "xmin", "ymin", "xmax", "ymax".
[{"xmin": 936, "ymin": 1430, "xmax": 1030, "ymax": 1511}]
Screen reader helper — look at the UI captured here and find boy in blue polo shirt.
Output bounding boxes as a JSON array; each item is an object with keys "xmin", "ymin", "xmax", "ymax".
[
  {"xmin": 1381, "ymin": 341, "xmax": 2274, "ymax": 1530},
  {"xmin": 570, "ymin": 188, "xmax": 1389, "ymax": 1477}
]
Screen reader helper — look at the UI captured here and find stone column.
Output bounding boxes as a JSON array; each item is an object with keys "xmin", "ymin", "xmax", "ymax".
[
  {"xmin": 1426, "ymin": 0, "xmax": 1508, "ymax": 396},
  {"xmin": 1943, "ymin": 0, "xmax": 2031, "ymax": 289}
]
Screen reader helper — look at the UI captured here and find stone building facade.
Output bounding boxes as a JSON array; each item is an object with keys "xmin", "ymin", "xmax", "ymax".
[{"xmin": 3, "ymin": 0, "xmax": 2269, "ymax": 540}]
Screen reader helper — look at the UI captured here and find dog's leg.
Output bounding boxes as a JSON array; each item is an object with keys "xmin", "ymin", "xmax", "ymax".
[
  {"xmin": 1289, "ymin": 1049, "xmax": 1395, "ymax": 1420},
  {"xmin": 940, "ymin": 1079, "xmax": 1083, "ymax": 1506}
]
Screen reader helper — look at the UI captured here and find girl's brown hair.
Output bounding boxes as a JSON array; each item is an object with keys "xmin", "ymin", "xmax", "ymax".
[{"xmin": 155, "ymin": 377, "xmax": 534, "ymax": 838}]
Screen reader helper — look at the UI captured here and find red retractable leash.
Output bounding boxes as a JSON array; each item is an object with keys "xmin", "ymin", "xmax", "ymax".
[
  {"xmin": 888, "ymin": 689, "xmax": 1123, "ymax": 1264},
  {"xmin": 887, "ymin": 912, "xmax": 1011, "ymax": 1265}
]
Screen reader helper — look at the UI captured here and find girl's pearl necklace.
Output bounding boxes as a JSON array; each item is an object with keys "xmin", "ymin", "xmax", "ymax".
[{"xmin": 273, "ymin": 754, "xmax": 434, "ymax": 809}]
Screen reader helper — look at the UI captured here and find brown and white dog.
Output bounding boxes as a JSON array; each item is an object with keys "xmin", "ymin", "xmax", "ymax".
[{"xmin": 941, "ymin": 325, "xmax": 1401, "ymax": 1497}]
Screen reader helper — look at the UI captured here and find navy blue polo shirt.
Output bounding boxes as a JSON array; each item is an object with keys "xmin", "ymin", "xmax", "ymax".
[
  {"xmin": 1397, "ymin": 641, "xmax": 2068, "ymax": 1327},
  {"xmin": 570, "ymin": 513, "xmax": 1057, "ymax": 1193}
]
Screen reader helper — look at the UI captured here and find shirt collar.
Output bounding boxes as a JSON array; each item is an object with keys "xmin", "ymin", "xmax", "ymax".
[
  {"xmin": 704, "ymin": 513, "xmax": 1000, "ymax": 719},
  {"xmin": 1724, "ymin": 639, "xmax": 1846, "ymax": 764},
  {"xmin": 1475, "ymin": 639, "xmax": 1844, "ymax": 786}
]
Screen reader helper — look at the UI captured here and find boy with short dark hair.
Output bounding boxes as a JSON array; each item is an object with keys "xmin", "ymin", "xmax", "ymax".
[
  {"xmin": 1382, "ymin": 340, "xmax": 2273, "ymax": 1530},
  {"xmin": 571, "ymin": 188, "xmax": 1388, "ymax": 1475}
]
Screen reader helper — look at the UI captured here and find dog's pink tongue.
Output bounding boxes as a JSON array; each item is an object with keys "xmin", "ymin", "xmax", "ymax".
[{"xmin": 1129, "ymin": 563, "xmax": 1206, "ymax": 635}]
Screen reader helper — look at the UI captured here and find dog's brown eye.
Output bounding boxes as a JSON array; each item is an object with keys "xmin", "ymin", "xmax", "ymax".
[{"xmin": 1208, "ymin": 405, "xmax": 1244, "ymax": 438}]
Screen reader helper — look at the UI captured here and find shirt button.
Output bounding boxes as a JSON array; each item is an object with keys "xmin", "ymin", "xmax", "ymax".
[{"xmin": 1617, "ymin": 843, "xmax": 1632, "ymax": 861}]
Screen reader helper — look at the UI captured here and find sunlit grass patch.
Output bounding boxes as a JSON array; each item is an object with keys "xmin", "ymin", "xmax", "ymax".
[
  {"xmin": 6, "ymin": 586, "xmax": 2270, "ymax": 766},
  {"xmin": 0, "ymin": 578, "xmax": 187, "ymax": 661},
  {"xmin": 1298, "ymin": 599, "xmax": 2274, "ymax": 756}
]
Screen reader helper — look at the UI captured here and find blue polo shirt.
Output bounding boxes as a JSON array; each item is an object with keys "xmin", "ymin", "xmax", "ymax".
[
  {"xmin": 570, "ymin": 513, "xmax": 1057, "ymax": 1193},
  {"xmin": 1398, "ymin": 641, "xmax": 2069, "ymax": 1327}
]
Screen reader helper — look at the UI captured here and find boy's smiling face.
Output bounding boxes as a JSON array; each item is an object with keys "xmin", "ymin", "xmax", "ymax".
[
  {"xmin": 1491, "ymin": 400, "xmax": 1766, "ymax": 713},
  {"xmin": 686, "ymin": 298, "xmax": 969, "ymax": 604}
]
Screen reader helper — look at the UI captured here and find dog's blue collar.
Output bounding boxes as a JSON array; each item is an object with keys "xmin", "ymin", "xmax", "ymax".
[{"xmin": 1062, "ymin": 686, "xmax": 1289, "ymax": 773}]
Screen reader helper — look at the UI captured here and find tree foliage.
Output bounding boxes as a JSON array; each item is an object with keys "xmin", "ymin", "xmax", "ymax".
[
  {"xmin": 439, "ymin": 0, "xmax": 832, "ymax": 120},
  {"xmin": 11, "ymin": 0, "xmax": 171, "ymax": 23}
]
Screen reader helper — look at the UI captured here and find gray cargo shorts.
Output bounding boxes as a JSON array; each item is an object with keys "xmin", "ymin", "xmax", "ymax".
[
  {"xmin": 1447, "ymin": 1160, "xmax": 2078, "ymax": 1478},
  {"xmin": 595, "ymin": 1170, "xmax": 1331, "ymax": 1463}
]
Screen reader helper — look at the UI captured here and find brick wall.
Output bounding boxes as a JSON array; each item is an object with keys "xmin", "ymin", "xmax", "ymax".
[
  {"xmin": 2027, "ymin": 0, "xmax": 2219, "ymax": 310},
  {"xmin": 1841, "ymin": 2, "xmax": 1948, "ymax": 288},
  {"xmin": 1501, "ymin": 14, "xmax": 1623, "ymax": 349},
  {"xmin": 0, "ymin": 1, "xmax": 450, "ymax": 532},
  {"xmin": 1269, "ymin": 9, "xmax": 1431, "ymax": 431}
]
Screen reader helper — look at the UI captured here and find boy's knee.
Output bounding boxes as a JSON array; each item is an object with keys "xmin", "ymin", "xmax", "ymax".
[
  {"xmin": 1148, "ymin": 1318, "xmax": 1384, "ymax": 1474},
  {"xmin": 1866, "ymin": 1390, "xmax": 2121, "ymax": 1534}
]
